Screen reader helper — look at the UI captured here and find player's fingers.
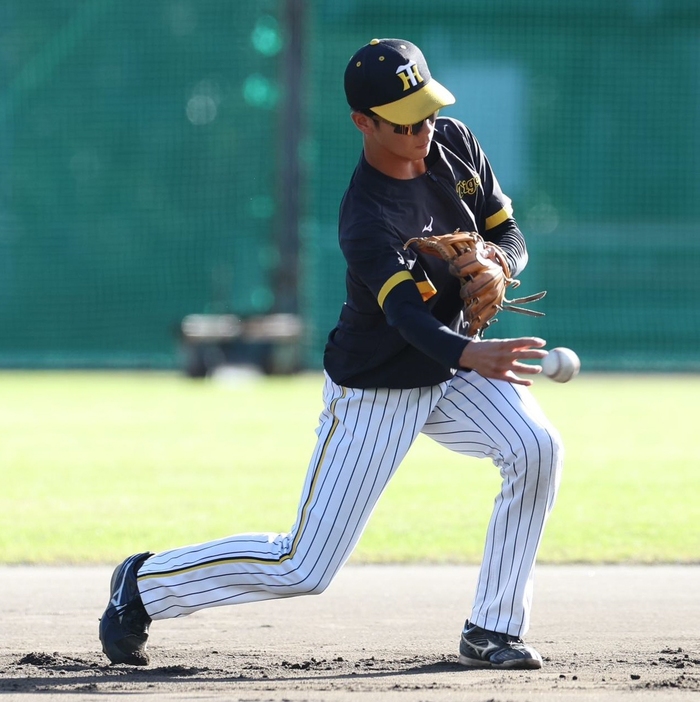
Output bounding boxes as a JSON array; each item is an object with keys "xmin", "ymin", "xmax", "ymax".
[
  {"xmin": 509, "ymin": 336, "xmax": 546, "ymax": 349},
  {"xmin": 503, "ymin": 370, "xmax": 534, "ymax": 386},
  {"xmin": 513, "ymin": 349, "xmax": 548, "ymax": 361},
  {"xmin": 512, "ymin": 361, "xmax": 542, "ymax": 374}
]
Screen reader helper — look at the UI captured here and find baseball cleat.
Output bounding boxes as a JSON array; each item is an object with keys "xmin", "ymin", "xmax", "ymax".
[
  {"xmin": 458, "ymin": 620, "xmax": 543, "ymax": 669},
  {"xmin": 99, "ymin": 552, "xmax": 154, "ymax": 665}
]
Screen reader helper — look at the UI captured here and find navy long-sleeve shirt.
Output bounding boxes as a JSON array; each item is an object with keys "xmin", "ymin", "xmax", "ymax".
[{"xmin": 324, "ymin": 117, "xmax": 528, "ymax": 389}]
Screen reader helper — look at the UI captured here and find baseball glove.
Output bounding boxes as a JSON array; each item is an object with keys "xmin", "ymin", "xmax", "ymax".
[{"xmin": 404, "ymin": 230, "xmax": 546, "ymax": 337}]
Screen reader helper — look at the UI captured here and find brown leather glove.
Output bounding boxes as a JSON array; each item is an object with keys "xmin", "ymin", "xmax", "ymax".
[{"xmin": 405, "ymin": 230, "xmax": 546, "ymax": 337}]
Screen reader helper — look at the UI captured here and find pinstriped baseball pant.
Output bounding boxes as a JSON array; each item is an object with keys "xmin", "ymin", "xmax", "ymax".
[{"xmin": 137, "ymin": 370, "xmax": 563, "ymax": 638}]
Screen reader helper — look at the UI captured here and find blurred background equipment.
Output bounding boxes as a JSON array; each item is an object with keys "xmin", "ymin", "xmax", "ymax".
[
  {"xmin": 1, "ymin": 0, "xmax": 699, "ymax": 373},
  {"xmin": 179, "ymin": 312, "xmax": 303, "ymax": 377}
]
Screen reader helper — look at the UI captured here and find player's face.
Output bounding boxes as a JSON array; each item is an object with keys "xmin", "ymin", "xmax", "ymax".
[{"xmin": 369, "ymin": 112, "xmax": 437, "ymax": 161}]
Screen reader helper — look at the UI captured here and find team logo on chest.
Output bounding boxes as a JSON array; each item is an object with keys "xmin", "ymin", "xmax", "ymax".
[{"xmin": 456, "ymin": 176, "xmax": 481, "ymax": 198}]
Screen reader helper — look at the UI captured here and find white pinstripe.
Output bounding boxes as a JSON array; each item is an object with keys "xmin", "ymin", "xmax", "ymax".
[{"xmin": 137, "ymin": 371, "xmax": 562, "ymax": 637}]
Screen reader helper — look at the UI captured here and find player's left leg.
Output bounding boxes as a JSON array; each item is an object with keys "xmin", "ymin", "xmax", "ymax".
[
  {"xmin": 100, "ymin": 374, "xmax": 446, "ymax": 664},
  {"xmin": 421, "ymin": 370, "xmax": 563, "ymax": 666},
  {"xmin": 134, "ymin": 377, "xmax": 440, "ymax": 618}
]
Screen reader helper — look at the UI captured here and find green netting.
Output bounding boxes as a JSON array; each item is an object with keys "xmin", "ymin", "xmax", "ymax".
[
  {"xmin": 1, "ymin": 1, "xmax": 283, "ymax": 367},
  {"xmin": 1, "ymin": 0, "xmax": 699, "ymax": 371}
]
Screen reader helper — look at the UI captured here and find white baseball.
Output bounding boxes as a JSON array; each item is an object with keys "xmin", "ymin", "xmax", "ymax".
[{"xmin": 541, "ymin": 347, "xmax": 581, "ymax": 383}]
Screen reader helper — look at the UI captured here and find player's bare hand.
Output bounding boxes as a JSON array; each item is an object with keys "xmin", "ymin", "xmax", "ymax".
[{"xmin": 458, "ymin": 337, "xmax": 547, "ymax": 386}]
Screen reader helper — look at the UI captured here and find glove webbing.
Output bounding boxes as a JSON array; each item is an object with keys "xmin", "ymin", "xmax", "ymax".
[{"xmin": 502, "ymin": 290, "xmax": 547, "ymax": 317}]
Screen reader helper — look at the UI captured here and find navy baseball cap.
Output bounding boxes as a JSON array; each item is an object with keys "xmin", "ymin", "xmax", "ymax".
[{"xmin": 344, "ymin": 38, "xmax": 455, "ymax": 124}]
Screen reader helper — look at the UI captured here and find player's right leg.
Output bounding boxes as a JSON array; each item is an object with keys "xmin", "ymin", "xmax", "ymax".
[
  {"xmin": 421, "ymin": 370, "xmax": 563, "ymax": 668},
  {"xmin": 99, "ymin": 373, "xmax": 443, "ymax": 664}
]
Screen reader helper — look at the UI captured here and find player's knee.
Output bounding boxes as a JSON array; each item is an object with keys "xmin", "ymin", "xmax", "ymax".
[
  {"xmin": 280, "ymin": 563, "xmax": 336, "ymax": 597},
  {"xmin": 528, "ymin": 422, "xmax": 564, "ymax": 483},
  {"xmin": 284, "ymin": 577, "xmax": 332, "ymax": 598},
  {"xmin": 514, "ymin": 421, "xmax": 563, "ymax": 480},
  {"xmin": 305, "ymin": 576, "xmax": 332, "ymax": 596}
]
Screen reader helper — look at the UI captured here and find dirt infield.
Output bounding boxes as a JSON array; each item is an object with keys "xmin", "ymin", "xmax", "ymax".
[{"xmin": 1, "ymin": 564, "xmax": 698, "ymax": 701}]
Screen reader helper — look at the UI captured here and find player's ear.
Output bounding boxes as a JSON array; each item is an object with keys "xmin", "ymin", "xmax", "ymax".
[{"xmin": 351, "ymin": 110, "xmax": 377, "ymax": 136}]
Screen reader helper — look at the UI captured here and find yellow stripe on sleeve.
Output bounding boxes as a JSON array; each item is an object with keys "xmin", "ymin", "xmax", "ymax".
[
  {"xmin": 377, "ymin": 270, "xmax": 413, "ymax": 308},
  {"xmin": 485, "ymin": 200, "xmax": 514, "ymax": 230}
]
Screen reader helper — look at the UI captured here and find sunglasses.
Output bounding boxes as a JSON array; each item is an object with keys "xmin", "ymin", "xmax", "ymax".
[{"xmin": 367, "ymin": 110, "xmax": 438, "ymax": 136}]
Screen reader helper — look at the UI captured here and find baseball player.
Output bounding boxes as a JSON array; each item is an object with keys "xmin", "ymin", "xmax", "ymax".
[{"xmin": 100, "ymin": 37, "xmax": 563, "ymax": 671}]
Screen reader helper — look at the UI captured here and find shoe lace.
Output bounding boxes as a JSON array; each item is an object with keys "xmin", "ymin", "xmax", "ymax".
[{"xmin": 468, "ymin": 623, "xmax": 523, "ymax": 646}]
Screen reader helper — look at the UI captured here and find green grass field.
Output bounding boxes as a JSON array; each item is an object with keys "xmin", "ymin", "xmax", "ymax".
[{"xmin": 1, "ymin": 370, "xmax": 698, "ymax": 565}]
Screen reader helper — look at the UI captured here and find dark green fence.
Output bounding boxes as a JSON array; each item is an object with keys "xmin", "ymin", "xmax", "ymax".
[{"xmin": 2, "ymin": 1, "xmax": 699, "ymax": 371}]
